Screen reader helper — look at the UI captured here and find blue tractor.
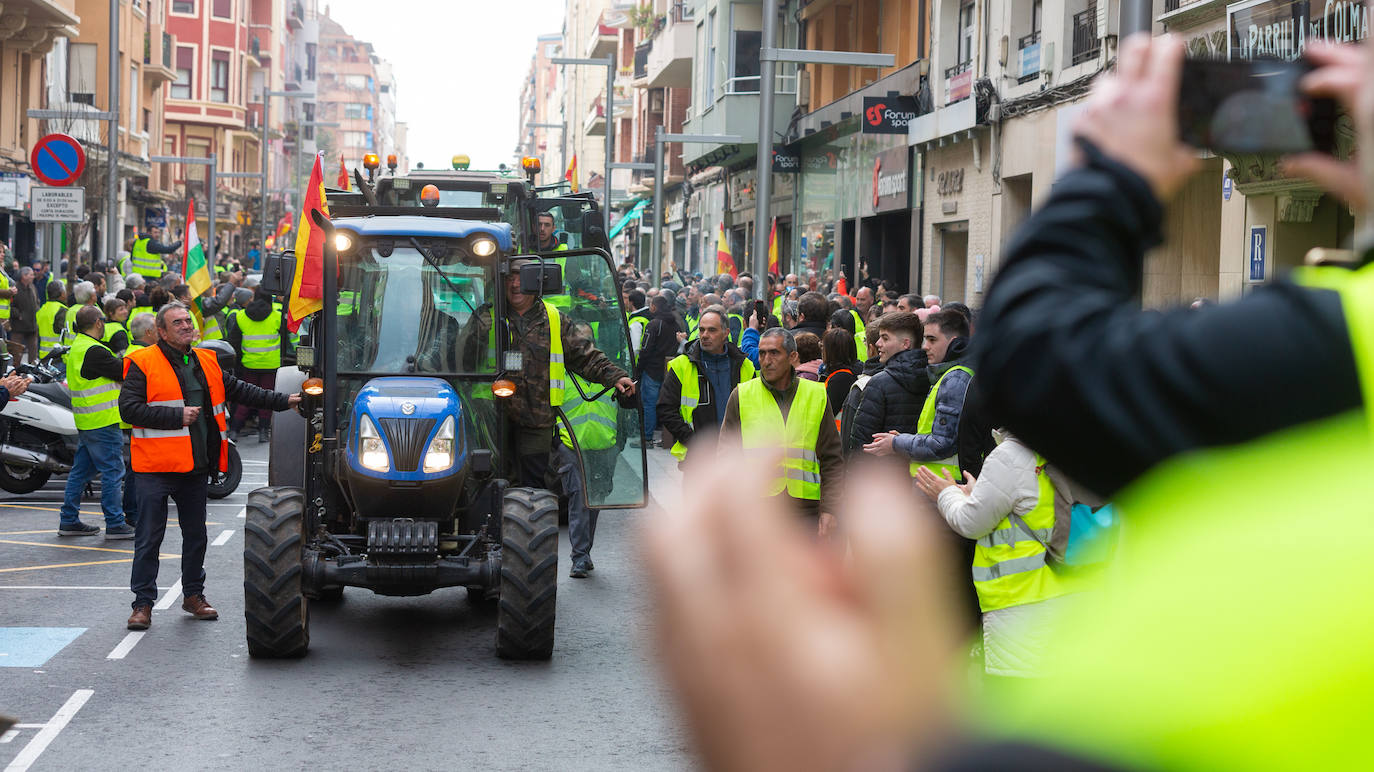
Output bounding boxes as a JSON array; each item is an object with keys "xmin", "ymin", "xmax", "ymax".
[{"xmin": 245, "ymin": 181, "xmax": 646, "ymax": 660}]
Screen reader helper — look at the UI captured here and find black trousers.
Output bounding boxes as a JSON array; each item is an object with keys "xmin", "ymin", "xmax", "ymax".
[{"xmin": 130, "ymin": 471, "xmax": 209, "ymax": 609}]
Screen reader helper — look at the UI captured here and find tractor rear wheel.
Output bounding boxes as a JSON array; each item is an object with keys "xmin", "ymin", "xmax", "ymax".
[
  {"xmin": 496, "ymin": 487, "xmax": 559, "ymax": 660},
  {"xmin": 243, "ymin": 486, "xmax": 310, "ymax": 658}
]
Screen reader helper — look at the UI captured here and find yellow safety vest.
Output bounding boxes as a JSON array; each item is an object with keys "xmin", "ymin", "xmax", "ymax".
[
  {"xmin": 0, "ymin": 269, "xmax": 10, "ymax": 321},
  {"xmin": 236, "ymin": 311, "xmax": 282, "ymax": 370},
  {"xmin": 36, "ymin": 301, "xmax": 67, "ymax": 357},
  {"xmin": 849, "ymin": 309, "xmax": 866, "ymax": 355},
  {"xmin": 738, "ymin": 376, "xmax": 827, "ymax": 500},
  {"xmin": 909, "ymin": 364, "xmax": 974, "ymax": 479},
  {"xmin": 131, "ymin": 237, "xmax": 164, "ymax": 278},
  {"xmin": 971, "ymin": 450, "xmax": 1076, "ymax": 613},
  {"xmin": 559, "ymin": 373, "xmax": 618, "ymax": 451},
  {"xmin": 665, "ymin": 352, "xmax": 756, "ymax": 461},
  {"xmin": 201, "ymin": 310, "xmax": 225, "ymax": 341},
  {"xmin": 64, "ymin": 334, "xmax": 121, "ymax": 430}
]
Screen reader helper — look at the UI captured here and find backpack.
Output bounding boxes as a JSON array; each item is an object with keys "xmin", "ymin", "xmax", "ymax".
[{"xmin": 1042, "ymin": 463, "xmax": 1119, "ymax": 568}]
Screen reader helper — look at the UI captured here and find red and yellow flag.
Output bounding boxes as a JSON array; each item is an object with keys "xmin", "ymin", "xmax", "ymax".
[
  {"xmin": 715, "ymin": 223, "xmax": 737, "ymax": 279},
  {"xmin": 767, "ymin": 217, "xmax": 779, "ymax": 276},
  {"xmin": 336, "ymin": 154, "xmax": 350, "ymax": 190},
  {"xmin": 288, "ymin": 153, "xmax": 330, "ymax": 332},
  {"xmin": 565, "ymin": 154, "xmax": 578, "ymax": 193}
]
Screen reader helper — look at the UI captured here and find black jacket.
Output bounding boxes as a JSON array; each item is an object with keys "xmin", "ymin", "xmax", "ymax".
[
  {"xmin": 73, "ymin": 333, "xmax": 124, "ymax": 382},
  {"xmin": 634, "ymin": 308, "xmax": 682, "ymax": 381},
  {"xmin": 791, "ymin": 319, "xmax": 827, "ymax": 338},
  {"xmin": 977, "ymin": 140, "xmax": 1360, "ymax": 497},
  {"xmin": 839, "ymin": 355, "xmax": 884, "ymax": 455},
  {"xmin": 657, "ymin": 340, "xmax": 752, "ymax": 455},
  {"xmin": 849, "ymin": 347, "xmax": 929, "ymax": 453},
  {"xmin": 119, "ymin": 340, "xmax": 290, "ymax": 472},
  {"xmin": 10, "ymin": 283, "xmax": 39, "ymax": 333}
]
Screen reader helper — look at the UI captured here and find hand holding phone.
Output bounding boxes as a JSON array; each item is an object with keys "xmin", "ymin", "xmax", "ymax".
[{"xmin": 1177, "ymin": 58, "xmax": 1338, "ymax": 155}]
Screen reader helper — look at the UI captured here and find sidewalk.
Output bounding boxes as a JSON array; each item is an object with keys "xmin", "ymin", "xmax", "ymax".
[{"xmin": 643, "ymin": 445, "xmax": 682, "ymax": 510}]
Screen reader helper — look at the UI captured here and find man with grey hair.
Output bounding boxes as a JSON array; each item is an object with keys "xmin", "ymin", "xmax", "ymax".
[
  {"xmin": 128, "ymin": 312, "xmax": 157, "ymax": 350},
  {"xmin": 72, "ymin": 280, "xmax": 97, "ymax": 307},
  {"xmin": 721, "ymin": 327, "xmax": 844, "ymax": 536},
  {"xmin": 923, "ymin": 294, "xmax": 941, "ymax": 309}
]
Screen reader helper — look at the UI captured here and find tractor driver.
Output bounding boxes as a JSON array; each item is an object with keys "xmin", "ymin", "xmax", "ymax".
[
  {"xmin": 465, "ymin": 257, "xmax": 635, "ymax": 489},
  {"xmin": 532, "ymin": 211, "xmax": 569, "ymax": 253}
]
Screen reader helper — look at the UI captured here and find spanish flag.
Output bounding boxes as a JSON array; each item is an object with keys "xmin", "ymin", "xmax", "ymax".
[
  {"xmin": 288, "ymin": 153, "xmax": 329, "ymax": 332},
  {"xmin": 336, "ymin": 154, "xmax": 350, "ymax": 190},
  {"xmin": 565, "ymin": 154, "xmax": 578, "ymax": 193},
  {"xmin": 767, "ymin": 217, "xmax": 779, "ymax": 276},
  {"xmin": 715, "ymin": 223, "xmax": 737, "ymax": 279}
]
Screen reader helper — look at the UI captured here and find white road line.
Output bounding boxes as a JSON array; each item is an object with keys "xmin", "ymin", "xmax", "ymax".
[
  {"xmin": 4, "ymin": 688, "xmax": 93, "ymax": 772},
  {"xmin": 153, "ymin": 579, "xmax": 182, "ymax": 610},
  {"xmin": 105, "ymin": 632, "xmax": 144, "ymax": 660},
  {"xmin": 210, "ymin": 529, "xmax": 235, "ymax": 547},
  {"xmin": 0, "ymin": 586, "xmax": 166, "ymax": 591},
  {"xmin": 235, "ymin": 507, "xmax": 246, "ymax": 519}
]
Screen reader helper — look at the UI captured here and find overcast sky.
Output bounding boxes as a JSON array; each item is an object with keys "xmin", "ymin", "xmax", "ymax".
[{"xmin": 321, "ymin": 0, "xmax": 565, "ymax": 170}]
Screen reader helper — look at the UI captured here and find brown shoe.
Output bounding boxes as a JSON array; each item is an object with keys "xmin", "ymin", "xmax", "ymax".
[
  {"xmin": 127, "ymin": 605, "xmax": 152, "ymax": 630},
  {"xmin": 181, "ymin": 595, "xmax": 219, "ymax": 620}
]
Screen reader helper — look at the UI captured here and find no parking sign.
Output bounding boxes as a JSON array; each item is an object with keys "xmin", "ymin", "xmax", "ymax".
[{"xmin": 29, "ymin": 134, "xmax": 86, "ymax": 187}]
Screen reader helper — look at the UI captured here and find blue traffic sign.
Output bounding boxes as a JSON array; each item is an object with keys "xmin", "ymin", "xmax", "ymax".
[{"xmin": 29, "ymin": 134, "xmax": 86, "ymax": 187}]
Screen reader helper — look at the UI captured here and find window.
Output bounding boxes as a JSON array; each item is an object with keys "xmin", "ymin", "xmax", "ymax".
[
  {"xmin": 958, "ymin": 1, "xmax": 976, "ymax": 65},
  {"xmin": 343, "ymin": 131, "xmax": 368, "ymax": 147},
  {"xmin": 68, "ymin": 43, "xmax": 97, "ymax": 105},
  {"xmin": 172, "ymin": 0, "xmax": 195, "ymax": 13},
  {"xmin": 305, "ymin": 43, "xmax": 316, "ymax": 80},
  {"xmin": 303, "ymin": 102, "xmax": 315, "ymax": 140},
  {"xmin": 344, "ymin": 103, "xmax": 365, "ymax": 119},
  {"xmin": 186, "ymin": 139, "xmax": 210, "ymax": 183},
  {"xmin": 172, "ymin": 46, "xmax": 194, "ymax": 98},
  {"xmin": 143, "ymin": 108, "xmax": 152, "ymax": 134},
  {"xmin": 212, "ymin": 0, "xmax": 231, "ymax": 17},
  {"xmin": 705, "ymin": 10, "xmax": 717, "ymax": 103},
  {"xmin": 344, "ymin": 74, "xmax": 367, "ymax": 90},
  {"xmin": 210, "ymin": 52, "xmax": 229, "ymax": 102},
  {"xmin": 129, "ymin": 64, "xmax": 139, "ymax": 128}
]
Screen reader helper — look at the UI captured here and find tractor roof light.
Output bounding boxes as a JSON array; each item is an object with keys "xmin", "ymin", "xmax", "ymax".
[
  {"xmin": 386, "ymin": 153, "xmax": 398, "ymax": 171},
  {"xmin": 363, "ymin": 153, "xmax": 380, "ymax": 171},
  {"xmin": 521, "ymin": 157, "xmax": 541, "ymax": 174},
  {"xmin": 420, "ymin": 184, "xmax": 441, "ymax": 208},
  {"xmin": 452, "ymin": 154, "xmax": 470, "ymax": 171},
  {"xmin": 492, "ymin": 379, "xmax": 516, "ymax": 398}
]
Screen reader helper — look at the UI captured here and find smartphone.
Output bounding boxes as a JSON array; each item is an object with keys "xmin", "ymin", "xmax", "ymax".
[{"xmin": 1177, "ymin": 58, "xmax": 1338, "ymax": 155}]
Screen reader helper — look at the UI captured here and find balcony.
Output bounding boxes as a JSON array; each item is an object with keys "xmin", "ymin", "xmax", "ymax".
[
  {"xmin": 585, "ymin": 12, "xmax": 619, "ymax": 60},
  {"xmin": 633, "ymin": 41, "xmax": 650, "ymax": 81},
  {"xmin": 944, "ymin": 61, "xmax": 972, "ymax": 105},
  {"xmin": 1071, "ymin": 8, "xmax": 1100, "ymax": 65},
  {"xmin": 287, "ymin": 0, "xmax": 304, "ymax": 29},
  {"xmin": 643, "ymin": 11, "xmax": 693, "ymax": 88},
  {"xmin": 1017, "ymin": 32, "xmax": 1041, "ymax": 83},
  {"xmin": 585, "ymin": 95, "xmax": 607, "ymax": 136},
  {"xmin": 143, "ymin": 27, "xmax": 176, "ymax": 82},
  {"xmin": 680, "ymin": 81, "xmax": 794, "ymax": 167}
]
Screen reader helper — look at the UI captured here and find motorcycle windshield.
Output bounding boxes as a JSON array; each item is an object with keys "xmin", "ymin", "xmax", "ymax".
[{"xmin": 335, "ymin": 244, "xmax": 497, "ymax": 376}]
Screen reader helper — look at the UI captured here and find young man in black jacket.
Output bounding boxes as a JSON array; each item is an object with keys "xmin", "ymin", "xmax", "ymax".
[
  {"xmin": 634, "ymin": 294, "xmax": 682, "ymax": 446},
  {"xmin": 848, "ymin": 311, "xmax": 929, "ymax": 457}
]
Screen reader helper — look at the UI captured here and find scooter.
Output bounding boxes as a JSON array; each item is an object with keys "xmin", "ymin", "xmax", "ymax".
[{"xmin": 0, "ymin": 346, "xmax": 242, "ymax": 498}]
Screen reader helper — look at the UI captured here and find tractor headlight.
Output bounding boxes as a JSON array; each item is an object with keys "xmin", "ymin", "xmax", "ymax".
[
  {"xmin": 423, "ymin": 416, "xmax": 455, "ymax": 473},
  {"xmin": 470, "ymin": 236, "xmax": 497, "ymax": 258},
  {"xmin": 358, "ymin": 414, "xmax": 389, "ymax": 472},
  {"xmin": 334, "ymin": 232, "xmax": 354, "ymax": 253}
]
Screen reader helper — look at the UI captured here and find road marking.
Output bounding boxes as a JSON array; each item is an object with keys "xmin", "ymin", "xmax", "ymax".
[
  {"xmin": 0, "ymin": 539, "xmax": 137, "ymax": 555},
  {"xmin": 0, "ymin": 628, "xmax": 86, "ymax": 668},
  {"xmin": 236, "ymin": 507, "xmax": 246, "ymax": 519},
  {"xmin": 153, "ymin": 579, "xmax": 182, "ymax": 610},
  {"xmin": 106, "ymin": 632, "xmax": 144, "ymax": 660},
  {"xmin": 0, "ymin": 557, "xmax": 177, "ymax": 574},
  {"xmin": 211, "ymin": 529, "xmax": 234, "ymax": 547},
  {"xmin": 0, "ymin": 586, "xmax": 164, "ymax": 591},
  {"xmin": 3, "ymin": 688, "xmax": 93, "ymax": 771},
  {"xmin": 0, "ymin": 505, "xmax": 104, "ymax": 515}
]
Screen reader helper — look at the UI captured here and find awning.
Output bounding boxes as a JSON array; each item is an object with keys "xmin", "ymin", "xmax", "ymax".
[{"xmin": 608, "ymin": 198, "xmax": 649, "ymax": 240}]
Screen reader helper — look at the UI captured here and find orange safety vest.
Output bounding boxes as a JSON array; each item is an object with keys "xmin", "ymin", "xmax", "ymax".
[{"xmin": 123, "ymin": 345, "xmax": 230, "ymax": 473}]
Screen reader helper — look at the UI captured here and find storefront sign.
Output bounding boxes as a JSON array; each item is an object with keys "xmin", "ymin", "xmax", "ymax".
[
  {"xmin": 772, "ymin": 148, "xmax": 801, "ymax": 173},
  {"xmin": 1, "ymin": 172, "xmax": 30, "ymax": 210},
  {"xmin": 872, "ymin": 146, "xmax": 909, "ymax": 212},
  {"xmin": 936, "ymin": 168, "xmax": 965, "ymax": 196},
  {"xmin": 1228, "ymin": 0, "xmax": 1369, "ymax": 60},
  {"xmin": 1223, "ymin": 175, "xmax": 1234, "ymax": 201},
  {"xmin": 804, "ymin": 151, "xmax": 839, "ymax": 175},
  {"xmin": 144, "ymin": 207, "xmax": 167, "ymax": 231},
  {"xmin": 31, "ymin": 186, "xmax": 85, "ymax": 223},
  {"xmin": 0, "ymin": 180, "xmax": 18, "ymax": 210},
  {"xmin": 1249, "ymin": 225, "xmax": 1267, "ymax": 281},
  {"xmin": 861, "ymin": 96, "xmax": 922, "ymax": 135}
]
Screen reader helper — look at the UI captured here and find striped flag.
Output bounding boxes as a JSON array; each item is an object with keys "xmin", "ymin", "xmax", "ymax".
[
  {"xmin": 336, "ymin": 155, "xmax": 350, "ymax": 190},
  {"xmin": 767, "ymin": 217, "xmax": 779, "ymax": 276},
  {"xmin": 715, "ymin": 223, "xmax": 737, "ymax": 279},
  {"xmin": 287, "ymin": 153, "xmax": 329, "ymax": 332},
  {"xmin": 565, "ymin": 154, "xmax": 578, "ymax": 192},
  {"xmin": 182, "ymin": 198, "xmax": 212, "ymax": 332}
]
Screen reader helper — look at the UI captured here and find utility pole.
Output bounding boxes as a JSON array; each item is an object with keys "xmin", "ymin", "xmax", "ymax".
[{"xmin": 105, "ymin": 0, "xmax": 120, "ymax": 270}]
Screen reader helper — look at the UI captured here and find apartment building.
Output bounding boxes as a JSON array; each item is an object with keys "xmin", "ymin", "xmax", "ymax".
[
  {"xmin": 518, "ymin": 32, "xmax": 563, "ymax": 180},
  {"xmin": 317, "ymin": 11, "xmax": 383, "ymax": 171}
]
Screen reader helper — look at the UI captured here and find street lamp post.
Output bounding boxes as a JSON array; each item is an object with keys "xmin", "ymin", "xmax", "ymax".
[
  {"xmin": 754, "ymin": 2, "xmax": 894, "ymax": 298},
  {"xmin": 551, "ymin": 56, "xmax": 615, "ymax": 232},
  {"xmin": 260, "ymin": 90, "xmax": 315, "ymax": 255},
  {"xmin": 648, "ymin": 128, "xmax": 743, "ymax": 277},
  {"xmin": 105, "ymin": 0, "xmax": 120, "ymax": 270}
]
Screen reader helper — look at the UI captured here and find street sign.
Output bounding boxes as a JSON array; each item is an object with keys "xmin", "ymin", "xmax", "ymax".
[
  {"xmin": 31, "ymin": 186, "xmax": 85, "ymax": 222},
  {"xmin": 1249, "ymin": 226, "xmax": 1267, "ymax": 282},
  {"xmin": 0, "ymin": 179, "xmax": 18, "ymax": 210},
  {"xmin": 29, "ymin": 134, "xmax": 87, "ymax": 187}
]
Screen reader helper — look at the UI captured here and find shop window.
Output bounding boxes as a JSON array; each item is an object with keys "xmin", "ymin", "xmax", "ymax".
[
  {"xmin": 210, "ymin": 52, "xmax": 230, "ymax": 103},
  {"xmin": 172, "ymin": 46, "xmax": 194, "ymax": 99}
]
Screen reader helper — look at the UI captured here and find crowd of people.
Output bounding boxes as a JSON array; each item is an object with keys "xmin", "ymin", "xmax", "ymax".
[
  {"xmin": 639, "ymin": 34, "xmax": 1374, "ymax": 771},
  {"xmin": 0, "ymin": 233, "xmax": 299, "ymax": 629}
]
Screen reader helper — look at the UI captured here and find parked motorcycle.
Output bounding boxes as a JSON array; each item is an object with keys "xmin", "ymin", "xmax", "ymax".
[{"xmin": 0, "ymin": 345, "xmax": 243, "ymax": 498}]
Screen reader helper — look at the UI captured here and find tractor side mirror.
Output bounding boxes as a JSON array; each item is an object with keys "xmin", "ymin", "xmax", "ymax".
[
  {"xmin": 585, "ymin": 224, "xmax": 610, "ymax": 253},
  {"xmin": 259, "ymin": 250, "xmax": 297, "ymax": 298},
  {"xmin": 519, "ymin": 261, "xmax": 563, "ymax": 296}
]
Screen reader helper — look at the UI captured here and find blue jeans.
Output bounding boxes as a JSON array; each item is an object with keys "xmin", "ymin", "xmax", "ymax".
[
  {"xmin": 553, "ymin": 444, "xmax": 599, "ymax": 564},
  {"xmin": 59, "ymin": 424, "xmax": 126, "ymax": 527},
  {"xmin": 640, "ymin": 374, "xmax": 662, "ymax": 441}
]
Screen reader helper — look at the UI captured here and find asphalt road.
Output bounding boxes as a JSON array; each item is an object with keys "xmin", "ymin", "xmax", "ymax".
[{"xmin": 0, "ymin": 439, "xmax": 692, "ymax": 771}]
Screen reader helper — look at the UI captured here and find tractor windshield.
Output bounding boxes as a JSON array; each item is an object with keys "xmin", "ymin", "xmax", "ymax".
[{"xmin": 335, "ymin": 245, "xmax": 496, "ymax": 375}]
